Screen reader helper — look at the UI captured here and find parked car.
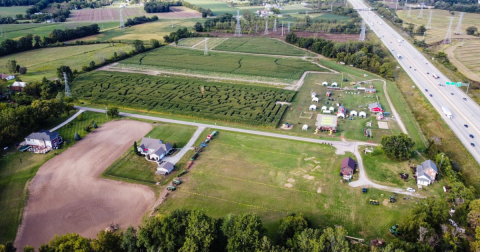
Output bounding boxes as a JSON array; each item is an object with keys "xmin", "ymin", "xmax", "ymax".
[
  {"xmin": 470, "ymin": 134, "xmax": 474, "ymax": 138},
  {"xmin": 451, "ymin": 93, "xmax": 454, "ymax": 95},
  {"xmin": 406, "ymin": 188, "xmax": 416, "ymax": 192},
  {"xmin": 425, "ymin": 89, "xmax": 428, "ymax": 92}
]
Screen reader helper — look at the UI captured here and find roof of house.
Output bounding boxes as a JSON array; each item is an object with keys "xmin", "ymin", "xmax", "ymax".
[
  {"xmin": 12, "ymin": 81, "xmax": 26, "ymax": 87},
  {"xmin": 156, "ymin": 161, "xmax": 175, "ymax": 175},
  {"xmin": 341, "ymin": 157, "xmax": 355, "ymax": 170},
  {"xmin": 368, "ymin": 103, "xmax": 382, "ymax": 110},
  {"xmin": 338, "ymin": 105, "xmax": 346, "ymax": 112},
  {"xmin": 417, "ymin": 160, "xmax": 438, "ymax": 182},
  {"xmin": 139, "ymin": 137, "xmax": 172, "ymax": 156},
  {"xmin": 26, "ymin": 130, "xmax": 59, "ymax": 141},
  {"xmin": 365, "ymin": 88, "xmax": 376, "ymax": 92},
  {"xmin": 0, "ymin": 74, "xmax": 14, "ymax": 79}
]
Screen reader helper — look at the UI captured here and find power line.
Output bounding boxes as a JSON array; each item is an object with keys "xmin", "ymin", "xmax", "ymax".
[
  {"xmin": 234, "ymin": 10, "xmax": 242, "ymax": 37},
  {"xmin": 264, "ymin": 19, "xmax": 269, "ymax": 35},
  {"xmin": 204, "ymin": 38, "xmax": 208, "ymax": 55},
  {"xmin": 63, "ymin": 72, "xmax": 71, "ymax": 97},
  {"xmin": 407, "ymin": 6, "xmax": 411, "ymax": 18},
  {"xmin": 359, "ymin": 20, "xmax": 366, "ymax": 41},
  {"xmin": 403, "ymin": 0, "xmax": 408, "ymax": 10},
  {"xmin": 426, "ymin": 10, "xmax": 433, "ymax": 29},
  {"xmin": 454, "ymin": 12, "xmax": 465, "ymax": 35},
  {"xmin": 418, "ymin": 1, "xmax": 424, "ymax": 18},
  {"xmin": 395, "ymin": 0, "xmax": 398, "ymax": 11},
  {"xmin": 443, "ymin": 17, "xmax": 454, "ymax": 44},
  {"xmin": 119, "ymin": 8, "xmax": 125, "ymax": 29}
]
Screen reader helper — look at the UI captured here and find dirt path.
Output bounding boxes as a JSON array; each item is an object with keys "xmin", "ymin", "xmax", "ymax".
[
  {"xmin": 445, "ymin": 42, "xmax": 480, "ymax": 82},
  {"xmin": 15, "ymin": 120, "xmax": 155, "ymax": 249}
]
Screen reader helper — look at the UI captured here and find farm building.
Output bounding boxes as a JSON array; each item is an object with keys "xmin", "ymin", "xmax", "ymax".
[
  {"xmin": 321, "ymin": 106, "xmax": 327, "ymax": 111},
  {"xmin": 359, "ymin": 111, "xmax": 367, "ymax": 118},
  {"xmin": 322, "ymin": 81, "xmax": 328, "ymax": 86},
  {"xmin": 340, "ymin": 157, "xmax": 356, "ymax": 180},
  {"xmin": 25, "ymin": 130, "xmax": 62, "ymax": 154},
  {"xmin": 368, "ymin": 103, "xmax": 383, "ymax": 112},
  {"xmin": 350, "ymin": 110, "xmax": 358, "ymax": 117},
  {"xmin": 309, "ymin": 105, "xmax": 317, "ymax": 111},
  {"xmin": 138, "ymin": 137, "xmax": 173, "ymax": 161},
  {"xmin": 416, "ymin": 160, "xmax": 438, "ymax": 186},
  {"xmin": 10, "ymin": 81, "xmax": 26, "ymax": 91},
  {"xmin": 0, "ymin": 74, "xmax": 15, "ymax": 80},
  {"xmin": 316, "ymin": 114, "xmax": 338, "ymax": 132},
  {"xmin": 338, "ymin": 105, "xmax": 346, "ymax": 113},
  {"xmin": 156, "ymin": 161, "xmax": 175, "ymax": 175},
  {"xmin": 365, "ymin": 88, "xmax": 376, "ymax": 93},
  {"xmin": 326, "ymin": 92, "xmax": 331, "ymax": 97}
]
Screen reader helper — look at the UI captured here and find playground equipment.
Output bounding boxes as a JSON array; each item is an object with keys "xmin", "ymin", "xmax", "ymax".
[
  {"xmin": 172, "ymin": 179, "xmax": 182, "ymax": 186},
  {"xmin": 314, "ymin": 128, "xmax": 319, "ymax": 134},
  {"xmin": 167, "ymin": 185, "xmax": 176, "ymax": 191},
  {"xmin": 389, "ymin": 225, "xmax": 399, "ymax": 236},
  {"xmin": 302, "ymin": 124, "xmax": 308, "ymax": 131},
  {"xmin": 369, "ymin": 199, "xmax": 379, "ymax": 205},
  {"xmin": 362, "ymin": 188, "xmax": 367, "ymax": 193},
  {"xmin": 389, "ymin": 195, "xmax": 395, "ymax": 203},
  {"xmin": 329, "ymin": 130, "xmax": 333, "ymax": 135}
]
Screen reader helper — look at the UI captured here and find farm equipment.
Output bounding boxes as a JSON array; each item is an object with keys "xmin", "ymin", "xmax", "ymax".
[
  {"xmin": 362, "ymin": 188, "xmax": 367, "ymax": 193},
  {"xmin": 389, "ymin": 225, "xmax": 399, "ymax": 236},
  {"xmin": 178, "ymin": 170, "xmax": 189, "ymax": 177},
  {"xmin": 191, "ymin": 153, "xmax": 199, "ymax": 160},
  {"xmin": 186, "ymin": 161, "xmax": 194, "ymax": 169},
  {"xmin": 172, "ymin": 179, "xmax": 182, "ymax": 186},
  {"xmin": 389, "ymin": 195, "xmax": 395, "ymax": 203},
  {"xmin": 200, "ymin": 142, "xmax": 207, "ymax": 148},
  {"xmin": 369, "ymin": 199, "xmax": 379, "ymax": 205},
  {"xmin": 167, "ymin": 186, "xmax": 176, "ymax": 191},
  {"xmin": 211, "ymin": 130, "xmax": 218, "ymax": 137},
  {"xmin": 195, "ymin": 146, "xmax": 204, "ymax": 153}
]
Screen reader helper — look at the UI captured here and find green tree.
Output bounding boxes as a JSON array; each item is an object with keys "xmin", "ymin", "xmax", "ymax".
[
  {"xmin": 77, "ymin": 113, "xmax": 83, "ymax": 121},
  {"xmin": 193, "ymin": 22, "xmax": 203, "ymax": 32},
  {"xmin": 6, "ymin": 60, "xmax": 17, "ymax": 74},
  {"xmin": 84, "ymin": 125, "xmax": 92, "ymax": 132},
  {"xmin": 222, "ymin": 213, "xmax": 266, "ymax": 252},
  {"xmin": 74, "ymin": 132, "xmax": 82, "ymax": 141},
  {"xmin": 120, "ymin": 226, "xmax": 139, "ymax": 252},
  {"xmin": 132, "ymin": 40, "xmax": 145, "ymax": 52},
  {"xmin": 89, "ymin": 61, "xmax": 96, "ymax": 70},
  {"xmin": 179, "ymin": 210, "xmax": 217, "ymax": 252},
  {"xmin": 91, "ymin": 230, "xmax": 123, "ymax": 252},
  {"xmin": 277, "ymin": 213, "xmax": 308, "ymax": 248},
  {"xmin": 107, "ymin": 107, "xmax": 119, "ymax": 118},
  {"xmin": 380, "ymin": 133, "xmax": 415, "ymax": 160},
  {"xmin": 93, "ymin": 122, "xmax": 98, "ymax": 128},
  {"xmin": 19, "ymin": 67, "xmax": 27, "ymax": 75},
  {"xmin": 150, "ymin": 39, "xmax": 160, "ymax": 48},
  {"xmin": 40, "ymin": 233, "xmax": 91, "ymax": 252},
  {"xmin": 133, "ymin": 141, "xmax": 138, "ymax": 155},
  {"xmin": 468, "ymin": 199, "xmax": 480, "ymax": 229},
  {"xmin": 23, "ymin": 245, "xmax": 34, "ymax": 252},
  {"xmin": 466, "ymin": 26, "xmax": 478, "ymax": 35},
  {"xmin": 416, "ymin": 25, "xmax": 427, "ymax": 35}
]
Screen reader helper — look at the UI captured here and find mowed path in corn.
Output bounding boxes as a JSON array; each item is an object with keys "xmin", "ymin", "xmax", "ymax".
[{"xmin": 15, "ymin": 120, "xmax": 155, "ymax": 249}]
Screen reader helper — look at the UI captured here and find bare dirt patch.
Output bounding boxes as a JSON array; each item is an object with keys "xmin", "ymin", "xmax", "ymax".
[
  {"xmin": 70, "ymin": 6, "xmax": 199, "ymax": 22},
  {"xmin": 284, "ymin": 183, "xmax": 293, "ymax": 188},
  {"xmin": 287, "ymin": 178, "xmax": 295, "ymax": 183},
  {"xmin": 317, "ymin": 187, "xmax": 322, "ymax": 193},
  {"xmin": 303, "ymin": 174, "xmax": 314, "ymax": 180},
  {"xmin": 15, "ymin": 120, "xmax": 155, "ymax": 249}
]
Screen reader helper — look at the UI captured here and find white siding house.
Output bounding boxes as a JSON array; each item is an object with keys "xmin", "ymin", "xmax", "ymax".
[
  {"xmin": 417, "ymin": 160, "xmax": 438, "ymax": 186},
  {"xmin": 25, "ymin": 130, "xmax": 61, "ymax": 154},
  {"xmin": 138, "ymin": 137, "xmax": 173, "ymax": 161}
]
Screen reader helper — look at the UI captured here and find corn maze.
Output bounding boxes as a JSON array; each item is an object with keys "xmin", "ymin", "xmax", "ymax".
[{"xmin": 73, "ymin": 71, "xmax": 295, "ymax": 127}]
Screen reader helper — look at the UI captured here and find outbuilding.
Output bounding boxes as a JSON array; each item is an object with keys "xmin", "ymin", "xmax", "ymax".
[
  {"xmin": 350, "ymin": 110, "xmax": 358, "ymax": 117},
  {"xmin": 326, "ymin": 92, "xmax": 331, "ymax": 97},
  {"xmin": 329, "ymin": 106, "xmax": 335, "ymax": 112},
  {"xmin": 309, "ymin": 105, "xmax": 317, "ymax": 111},
  {"xmin": 322, "ymin": 81, "xmax": 328, "ymax": 86},
  {"xmin": 316, "ymin": 114, "xmax": 338, "ymax": 132},
  {"xmin": 340, "ymin": 157, "xmax": 356, "ymax": 180},
  {"xmin": 365, "ymin": 88, "xmax": 376, "ymax": 93},
  {"xmin": 11, "ymin": 81, "xmax": 26, "ymax": 91},
  {"xmin": 368, "ymin": 103, "xmax": 383, "ymax": 112},
  {"xmin": 337, "ymin": 112, "xmax": 345, "ymax": 119},
  {"xmin": 312, "ymin": 97, "xmax": 319, "ymax": 103},
  {"xmin": 156, "ymin": 161, "xmax": 175, "ymax": 175},
  {"xmin": 359, "ymin": 111, "xmax": 367, "ymax": 118},
  {"xmin": 376, "ymin": 112, "xmax": 384, "ymax": 120},
  {"xmin": 338, "ymin": 105, "xmax": 346, "ymax": 113},
  {"xmin": 331, "ymin": 82, "xmax": 338, "ymax": 87}
]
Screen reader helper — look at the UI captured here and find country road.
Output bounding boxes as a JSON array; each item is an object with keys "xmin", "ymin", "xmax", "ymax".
[{"xmin": 75, "ymin": 106, "xmax": 419, "ymax": 196}]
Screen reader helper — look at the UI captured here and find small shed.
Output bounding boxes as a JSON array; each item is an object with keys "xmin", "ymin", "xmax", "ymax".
[
  {"xmin": 322, "ymin": 81, "xmax": 328, "ymax": 86},
  {"xmin": 302, "ymin": 124, "xmax": 308, "ymax": 131},
  {"xmin": 329, "ymin": 107, "xmax": 335, "ymax": 112},
  {"xmin": 311, "ymin": 92, "xmax": 317, "ymax": 98},
  {"xmin": 312, "ymin": 97, "xmax": 319, "ymax": 103},
  {"xmin": 350, "ymin": 110, "xmax": 358, "ymax": 117},
  {"xmin": 359, "ymin": 111, "xmax": 367, "ymax": 118},
  {"xmin": 368, "ymin": 103, "xmax": 383, "ymax": 112},
  {"xmin": 331, "ymin": 82, "xmax": 338, "ymax": 87},
  {"xmin": 11, "ymin": 81, "xmax": 26, "ymax": 91},
  {"xmin": 376, "ymin": 112, "xmax": 384, "ymax": 120},
  {"xmin": 340, "ymin": 157, "xmax": 356, "ymax": 180},
  {"xmin": 365, "ymin": 88, "xmax": 376, "ymax": 93},
  {"xmin": 309, "ymin": 105, "xmax": 317, "ymax": 111},
  {"xmin": 323, "ymin": 109, "xmax": 332, "ymax": 114},
  {"xmin": 156, "ymin": 161, "xmax": 175, "ymax": 175}
]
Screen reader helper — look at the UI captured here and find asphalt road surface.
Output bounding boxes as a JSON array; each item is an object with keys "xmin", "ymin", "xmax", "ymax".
[{"xmin": 350, "ymin": 0, "xmax": 480, "ymax": 165}]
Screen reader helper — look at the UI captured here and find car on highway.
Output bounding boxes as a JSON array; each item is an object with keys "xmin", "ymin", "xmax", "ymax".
[
  {"xmin": 427, "ymin": 72, "xmax": 429, "ymax": 74},
  {"xmin": 465, "ymin": 124, "xmax": 469, "ymax": 128},
  {"xmin": 406, "ymin": 188, "xmax": 416, "ymax": 192},
  {"xmin": 429, "ymin": 94, "xmax": 433, "ymax": 97},
  {"xmin": 451, "ymin": 93, "xmax": 454, "ymax": 95},
  {"xmin": 414, "ymin": 69, "xmax": 416, "ymax": 71},
  {"xmin": 409, "ymin": 66, "xmax": 411, "ymax": 68},
  {"xmin": 472, "ymin": 143, "xmax": 476, "ymax": 147},
  {"xmin": 463, "ymin": 98, "xmax": 467, "ymax": 101},
  {"xmin": 425, "ymin": 89, "xmax": 428, "ymax": 92},
  {"xmin": 470, "ymin": 134, "xmax": 474, "ymax": 138}
]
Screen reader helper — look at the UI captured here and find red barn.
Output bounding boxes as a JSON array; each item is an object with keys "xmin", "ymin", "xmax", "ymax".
[{"xmin": 368, "ymin": 103, "xmax": 383, "ymax": 112}]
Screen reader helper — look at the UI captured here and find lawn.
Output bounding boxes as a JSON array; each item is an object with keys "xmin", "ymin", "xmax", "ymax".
[
  {"xmin": 72, "ymin": 71, "xmax": 295, "ymax": 128},
  {"xmin": 0, "ymin": 6, "xmax": 29, "ymax": 17},
  {"xmin": 104, "ymin": 123, "xmax": 198, "ymax": 184},
  {"xmin": 121, "ymin": 46, "xmax": 325, "ymax": 82},
  {"xmin": 156, "ymin": 130, "xmax": 417, "ymax": 241},
  {"xmin": 451, "ymin": 40, "xmax": 480, "ymax": 82},
  {"xmin": 183, "ymin": 0, "xmax": 239, "ymax": 15},
  {"xmin": 0, "ymin": 44, "xmax": 133, "ymax": 82},
  {"xmin": 212, "ymin": 37, "xmax": 315, "ymax": 56},
  {"xmin": 56, "ymin": 111, "xmax": 113, "ymax": 143},
  {"xmin": 0, "ymin": 110, "xmax": 111, "ymax": 244}
]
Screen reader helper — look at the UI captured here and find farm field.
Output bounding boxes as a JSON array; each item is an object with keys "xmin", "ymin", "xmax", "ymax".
[
  {"xmin": 121, "ymin": 46, "xmax": 324, "ymax": 81},
  {"xmin": 0, "ymin": 44, "xmax": 133, "ymax": 82},
  {"xmin": 105, "ymin": 123, "xmax": 198, "ymax": 184},
  {"xmin": 191, "ymin": 37, "xmax": 229, "ymax": 50},
  {"xmin": 69, "ymin": 6, "xmax": 200, "ymax": 22},
  {"xmin": 157, "ymin": 130, "xmax": 416, "ymax": 240},
  {"xmin": 450, "ymin": 40, "xmax": 480, "ymax": 82},
  {"xmin": 183, "ymin": 0, "xmax": 239, "ymax": 15},
  {"xmin": 396, "ymin": 9, "xmax": 480, "ymax": 44},
  {"xmin": 212, "ymin": 37, "xmax": 316, "ymax": 56},
  {"xmin": 72, "ymin": 71, "xmax": 295, "ymax": 127},
  {"xmin": 0, "ymin": 6, "xmax": 29, "ymax": 17}
]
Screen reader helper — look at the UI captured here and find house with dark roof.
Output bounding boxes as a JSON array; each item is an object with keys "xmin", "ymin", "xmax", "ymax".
[
  {"xmin": 340, "ymin": 157, "xmax": 356, "ymax": 180},
  {"xmin": 138, "ymin": 137, "xmax": 173, "ymax": 161},
  {"xmin": 416, "ymin": 160, "xmax": 438, "ymax": 186},
  {"xmin": 156, "ymin": 161, "xmax": 175, "ymax": 175},
  {"xmin": 368, "ymin": 103, "xmax": 383, "ymax": 112},
  {"xmin": 25, "ymin": 130, "xmax": 61, "ymax": 154}
]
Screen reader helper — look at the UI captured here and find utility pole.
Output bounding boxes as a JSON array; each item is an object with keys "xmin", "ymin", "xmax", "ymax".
[
  {"xmin": 119, "ymin": 8, "xmax": 125, "ymax": 29},
  {"xmin": 443, "ymin": 17, "xmax": 454, "ymax": 44},
  {"xmin": 264, "ymin": 19, "xmax": 269, "ymax": 35}
]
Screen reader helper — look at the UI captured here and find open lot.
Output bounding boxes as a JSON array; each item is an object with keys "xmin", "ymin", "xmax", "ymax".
[
  {"xmin": 212, "ymin": 37, "xmax": 315, "ymax": 56},
  {"xmin": 72, "ymin": 71, "xmax": 295, "ymax": 127},
  {"xmin": 121, "ymin": 46, "xmax": 324, "ymax": 82},
  {"xmin": 449, "ymin": 40, "xmax": 480, "ymax": 82},
  {"xmin": 15, "ymin": 120, "xmax": 155, "ymax": 249},
  {"xmin": 0, "ymin": 44, "xmax": 133, "ymax": 82},
  {"xmin": 396, "ymin": 9, "xmax": 480, "ymax": 44},
  {"xmin": 0, "ymin": 6, "xmax": 29, "ymax": 17},
  {"xmin": 157, "ymin": 130, "xmax": 416, "ymax": 240}
]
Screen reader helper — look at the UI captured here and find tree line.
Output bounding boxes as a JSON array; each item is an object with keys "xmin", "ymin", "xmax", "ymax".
[
  {"xmin": 125, "ymin": 15, "xmax": 158, "ymax": 27},
  {"xmin": 163, "ymin": 27, "xmax": 204, "ymax": 43},
  {"xmin": 285, "ymin": 33, "xmax": 395, "ymax": 79},
  {"xmin": 144, "ymin": 0, "xmax": 182, "ymax": 13},
  {"xmin": 182, "ymin": 0, "xmax": 213, "ymax": 18}
]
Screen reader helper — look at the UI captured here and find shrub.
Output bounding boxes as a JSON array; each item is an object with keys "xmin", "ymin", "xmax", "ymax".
[{"xmin": 74, "ymin": 132, "xmax": 81, "ymax": 141}]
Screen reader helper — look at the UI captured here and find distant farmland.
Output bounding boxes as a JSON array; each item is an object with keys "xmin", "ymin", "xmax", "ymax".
[{"xmin": 73, "ymin": 71, "xmax": 295, "ymax": 127}]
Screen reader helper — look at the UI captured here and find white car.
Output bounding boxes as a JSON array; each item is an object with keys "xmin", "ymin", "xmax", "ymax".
[{"xmin": 406, "ymin": 188, "xmax": 416, "ymax": 192}]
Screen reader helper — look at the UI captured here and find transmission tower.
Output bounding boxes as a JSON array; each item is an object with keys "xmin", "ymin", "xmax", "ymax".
[
  {"xmin": 443, "ymin": 17, "xmax": 454, "ymax": 44},
  {"xmin": 273, "ymin": 18, "xmax": 277, "ymax": 32},
  {"xmin": 395, "ymin": 0, "xmax": 398, "ymax": 11},
  {"xmin": 359, "ymin": 20, "xmax": 366, "ymax": 41},
  {"xmin": 119, "ymin": 8, "xmax": 125, "ymax": 29},
  {"xmin": 418, "ymin": 2, "xmax": 424, "ymax": 18},
  {"xmin": 281, "ymin": 21, "xmax": 284, "ymax": 36},
  {"xmin": 407, "ymin": 7, "xmax": 411, "ymax": 18},
  {"xmin": 382, "ymin": 0, "xmax": 385, "ymax": 5},
  {"xmin": 171, "ymin": 20, "xmax": 173, "ymax": 29},
  {"xmin": 403, "ymin": 0, "xmax": 407, "ymax": 10},
  {"xmin": 264, "ymin": 19, "xmax": 269, "ymax": 35},
  {"xmin": 330, "ymin": 3, "xmax": 333, "ymax": 11},
  {"xmin": 288, "ymin": 22, "xmax": 290, "ymax": 32},
  {"xmin": 234, "ymin": 10, "xmax": 242, "ymax": 37},
  {"xmin": 454, "ymin": 12, "xmax": 465, "ymax": 35},
  {"xmin": 426, "ymin": 10, "xmax": 433, "ymax": 29},
  {"xmin": 204, "ymin": 38, "xmax": 208, "ymax": 55},
  {"xmin": 63, "ymin": 72, "xmax": 71, "ymax": 97}
]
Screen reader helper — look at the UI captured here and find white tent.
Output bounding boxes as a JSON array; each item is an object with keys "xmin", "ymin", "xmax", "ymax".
[
  {"xmin": 309, "ymin": 105, "xmax": 317, "ymax": 111},
  {"xmin": 302, "ymin": 124, "xmax": 308, "ymax": 131},
  {"xmin": 350, "ymin": 110, "xmax": 358, "ymax": 117},
  {"xmin": 359, "ymin": 111, "xmax": 367, "ymax": 118},
  {"xmin": 321, "ymin": 106, "xmax": 327, "ymax": 111},
  {"xmin": 331, "ymin": 82, "xmax": 338, "ymax": 87},
  {"xmin": 323, "ymin": 110, "xmax": 332, "ymax": 114},
  {"xmin": 329, "ymin": 107, "xmax": 335, "ymax": 112},
  {"xmin": 337, "ymin": 112, "xmax": 345, "ymax": 119},
  {"xmin": 322, "ymin": 81, "xmax": 328, "ymax": 86},
  {"xmin": 312, "ymin": 97, "xmax": 319, "ymax": 103},
  {"xmin": 311, "ymin": 92, "xmax": 317, "ymax": 98}
]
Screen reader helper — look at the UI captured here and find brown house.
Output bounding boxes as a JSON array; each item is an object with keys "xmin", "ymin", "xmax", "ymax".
[{"xmin": 340, "ymin": 157, "xmax": 356, "ymax": 180}]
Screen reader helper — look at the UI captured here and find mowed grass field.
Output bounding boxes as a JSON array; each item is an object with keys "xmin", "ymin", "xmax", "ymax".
[
  {"xmin": 0, "ymin": 44, "xmax": 133, "ymax": 81},
  {"xmin": 157, "ymin": 130, "xmax": 416, "ymax": 240},
  {"xmin": 122, "ymin": 46, "xmax": 324, "ymax": 80},
  {"xmin": 396, "ymin": 9, "xmax": 480, "ymax": 43},
  {"xmin": 0, "ymin": 111, "xmax": 111, "ymax": 244},
  {"xmin": 105, "ymin": 123, "xmax": 198, "ymax": 184},
  {"xmin": 452, "ymin": 40, "xmax": 480, "ymax": 80},
  {"xmin": 184, "ymin": 0, "xmax": 239, "ymax": 15},
  {"xmin": 0, "ymin": 6, "xmax": 29, "ymax": 17},
  {"xmin": 212, "ymin": 37, "xmax": 316, "ymax": 56}
]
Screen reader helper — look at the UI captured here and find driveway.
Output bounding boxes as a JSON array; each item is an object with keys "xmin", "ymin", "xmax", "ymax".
[{"xmin": 162, "ymin": 126, "xmax": 205, "ymax": 165}]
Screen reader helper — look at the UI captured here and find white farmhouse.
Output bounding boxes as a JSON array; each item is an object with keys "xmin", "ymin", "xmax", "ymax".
[
  {"xmin": 138, "ymin": 137, "xmax": 173, "ymax": 161},
  {"xmin": 25, "ymin": 130, "xmax": 62, "ymax": 154},
  {"xmin": 417, "ymin": 160, "xmax": 438, "ymax": 186}
]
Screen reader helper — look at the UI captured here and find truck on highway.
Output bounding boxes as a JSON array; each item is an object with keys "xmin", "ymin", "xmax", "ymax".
[
  {"xmin": 442, "ymin": 106, "xmax": 453, "ymax": 119},
  {"xmin": 432, "ymin": 74, "xmax": 439, "ymax": 79},
  {"xmin": 397, "ymin": 54, "xmax": 402, "ymax": 59},
  {"xmin": 398, "ymin": 39, "xmax": 402, "ymax": 43}
]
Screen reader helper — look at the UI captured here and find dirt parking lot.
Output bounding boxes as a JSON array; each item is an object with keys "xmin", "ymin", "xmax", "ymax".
[{"xmin": 15, "ymin": 120, "xmax": 154, "ymax": 249}]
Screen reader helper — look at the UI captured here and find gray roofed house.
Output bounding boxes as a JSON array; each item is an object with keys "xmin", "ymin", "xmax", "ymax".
[
  {"xmin": 138, "ymin": 137, "xmax": 173, "ymax": 161},
  {"xmin": 368, "ymin": 103, "xmax": 383, "ymax": 112},
  {"xmin": 416, "ymin": 160, "xmax": 438, "ymax": 186},
  {"xmin": 156, "ymin": 161, "xmax": 175, "ymax": 175},
  {"xmin": 25, "ymin": 130, "xmax": 61, "ymax": 153}
]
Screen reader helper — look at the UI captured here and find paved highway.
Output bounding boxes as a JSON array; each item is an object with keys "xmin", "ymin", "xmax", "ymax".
[{"xmin": 350, "ymin": 0, "xmax": 480, "ymax": 165}]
